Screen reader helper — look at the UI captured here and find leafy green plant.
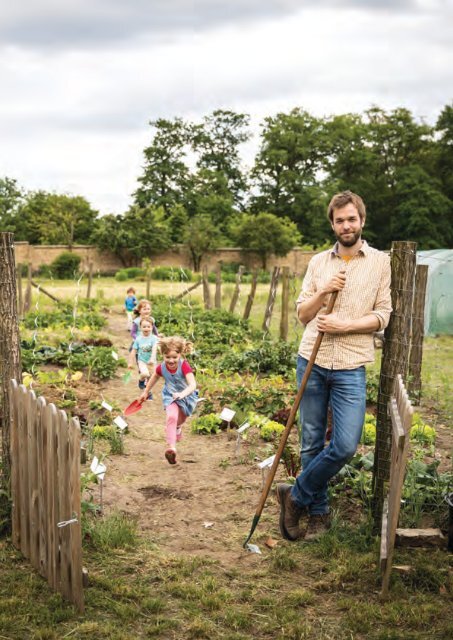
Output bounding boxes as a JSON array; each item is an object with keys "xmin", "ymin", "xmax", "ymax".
[
  {"xmin": 410, "ymin": 413, "xmax": 436, "ymax": 445},
  {"xmin": 360, "ymin": 413, "xmax": 376, "ymax": 445},
  {"xmin": 365, "ymin": 367, "xmax": 380, "ymax": 405},
  {"xmin": 400, "ymin": 457, "xmax": 452, "ymax": 528},
  {"xmin": 191, "ymin": 413, "xmax": 222, "ymax": 435},
  {"xmin": 115, "ymin": 267, "xmax": 145, "ymax": 281}
]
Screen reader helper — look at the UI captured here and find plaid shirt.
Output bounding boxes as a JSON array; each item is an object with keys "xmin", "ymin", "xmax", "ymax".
[{"xmin": 296, "ymin": 241, "xmax": 392, "ymax": 369}]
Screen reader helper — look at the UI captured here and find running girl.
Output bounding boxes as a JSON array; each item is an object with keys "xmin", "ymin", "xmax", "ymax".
[
  {"xmin": 139, "ymin": 336, "xmax": 197, "ymax": 465},
  {"xmin": 130, "ymin": 299, "xmax": 159, "ymax": 340},
  {"xmin": 128, "ymin": 317, "xmax": 158, "ymax": 382}
]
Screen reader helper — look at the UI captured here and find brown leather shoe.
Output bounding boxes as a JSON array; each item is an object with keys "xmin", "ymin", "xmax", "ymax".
[
  {"xmin": 276, "ymin": 483, "xmax": 305, "ymax": 541},
  {"xmin": 304, "ymin": 514, "xmax": 331, "ymax": 541}
]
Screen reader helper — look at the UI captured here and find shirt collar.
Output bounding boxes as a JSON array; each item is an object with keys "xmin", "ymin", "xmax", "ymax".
[{"xmin": 330, "ymin": 239, "xmax": 369, "ymax": 257}]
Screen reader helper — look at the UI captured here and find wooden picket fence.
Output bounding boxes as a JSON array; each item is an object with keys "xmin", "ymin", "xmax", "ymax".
[
  {"xmin": 9, "ymin": 379, "xmax": 84, "ymax": 612},
  {"xmin": 380, "ymin": 374, "xmax": 413, "ymax": 597}
]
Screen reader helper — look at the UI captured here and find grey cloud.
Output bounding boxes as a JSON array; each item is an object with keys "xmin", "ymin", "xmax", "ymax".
[{"xmin": 0, "ymin": 0, "xmax": 419, "ymax": 50}]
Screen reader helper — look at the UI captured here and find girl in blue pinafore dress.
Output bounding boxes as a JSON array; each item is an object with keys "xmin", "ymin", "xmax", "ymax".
[{"xmin": 139, "ymin": 336, "xmax": 198, "ymax": 465}]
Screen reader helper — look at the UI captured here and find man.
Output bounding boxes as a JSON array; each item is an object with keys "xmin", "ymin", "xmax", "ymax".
[{"xmin": 277, "ymin": 190, "xmax": 392, "ymax": 541}]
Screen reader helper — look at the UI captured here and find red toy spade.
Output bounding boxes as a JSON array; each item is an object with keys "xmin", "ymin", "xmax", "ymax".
[{"xmin": 123, "ymin": 398, "xmax": 144, "ymax": 416}]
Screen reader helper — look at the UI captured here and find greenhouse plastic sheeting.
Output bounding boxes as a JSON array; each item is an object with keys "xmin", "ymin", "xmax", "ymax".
[{"xmin": 417, "ymin": 250, "xmax": 453, "ymax": 336}]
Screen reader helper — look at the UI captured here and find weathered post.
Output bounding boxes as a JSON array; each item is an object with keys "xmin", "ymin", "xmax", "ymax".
[
  {"xmin": 243, "ymin": 269, "xmax": 258, "ymax": 321},
  {"xmin": 279, "ymin": 266, "xmax": 290, "ymax": 341},
  {"xmin": 202, "ymin": 265, "xmax": 212, "ymax": 310},
  {"xmin": 372, "ymin": 241, "xmax": 417, "ymax": 529},
  {"xmin": 23, "ymin": 262, "xmax": 32, "ymax": 313},
  {"xmin": 407, "ymin": 264, "xmax": 428, "ymax": 405},
  {"xmin": 215, "ymin": 262, "xmax": 222, "ymax": 309},
  {"xmin": 86, "ymin": 262, "xmax": 94, "ymax": 300},
  {"xmin": 0, "ymin": 233, "xmax": 22, "ymax": 528},
  {"xmin": 229, "ymin": 265, "xmax": 245, "ymax": 314},
  {"xmin": 262, "ymin": 266, "xmax": 281, "ymax": 333}
]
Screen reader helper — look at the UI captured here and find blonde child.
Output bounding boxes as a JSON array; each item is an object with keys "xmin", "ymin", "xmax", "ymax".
[
  {"xmin": 139, "ymin": 336, "xmax": 197, "ymax": 465},
  {"xmin": 130, "ymin": 299, "xmax": 159, "ymax": 341},
  {"xmin": 128, "ymin": 317, "xmax": 158, "ymax": 382},
  {"xmin": 124, "ymin": 287, "xmax": 137, "ymax": 331}
]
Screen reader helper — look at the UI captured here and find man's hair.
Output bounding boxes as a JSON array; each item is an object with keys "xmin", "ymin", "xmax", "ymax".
[{"xmin": 327, "ymin": 190, "xmax": 366, "ymax": 223}]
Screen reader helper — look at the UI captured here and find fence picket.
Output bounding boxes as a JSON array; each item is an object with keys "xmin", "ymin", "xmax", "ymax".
[
  {"xmin": 9, "ymin": 381, "xmax": 84, "ymax": 611},
  {"xmin": 27, "ymin": 389, "xmax": 40, "ymax": 571}
]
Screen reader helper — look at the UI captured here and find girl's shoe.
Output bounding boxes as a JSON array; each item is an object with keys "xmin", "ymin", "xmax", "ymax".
[{"xmin": 165, "ymin": 449, "xmax": 177, "ymax": 465}]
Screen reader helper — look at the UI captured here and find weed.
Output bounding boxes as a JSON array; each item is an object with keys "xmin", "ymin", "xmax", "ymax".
[{"xmin": 83, "ymin": 511, "xmax": 139, "ymax": 550}]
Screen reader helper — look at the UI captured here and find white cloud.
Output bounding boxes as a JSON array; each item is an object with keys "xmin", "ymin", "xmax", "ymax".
[{"xmin": 0, "ymin": 3, "xmax": 451, "ymax": 214}]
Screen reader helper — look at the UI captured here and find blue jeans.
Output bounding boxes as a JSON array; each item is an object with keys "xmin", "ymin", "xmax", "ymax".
[{"xmin": 292, "ymin": 356, "xmax": 366, "ymax": 515}]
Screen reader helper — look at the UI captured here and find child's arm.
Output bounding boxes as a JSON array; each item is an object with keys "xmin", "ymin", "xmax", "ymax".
[
  {"xmin": 172, "ymin": 372, "xmax": 196, "ymax": 400},
  {"xmin": 128, "ymin": 348, "xmax": 137, "ymax": 368},
  {"xmin": 139, "ymin": 371, "xmax": 159, "ymax": 402},
  {"xmin": 130, "ymin": 322, "xmax": 138, "ymax": 339}
]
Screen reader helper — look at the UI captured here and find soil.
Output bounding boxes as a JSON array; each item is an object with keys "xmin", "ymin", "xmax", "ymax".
[{"xmin": 90, "ymin": 311, "xmax": 284, "ymax": 566}]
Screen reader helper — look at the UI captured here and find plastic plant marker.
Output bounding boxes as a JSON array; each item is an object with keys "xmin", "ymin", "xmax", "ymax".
[
  {"xmin": 245, "ymin": 543, "xmax": 261, "ymax": 554},
  {"xmin": 258, "ymin": 454, "xmax": 276, "ymax": 470},
  {"xmin": 237, "ymin": 422, "xmax": 250, "ymax": 434},
  {"xmin": 111, "ymin": 350, "xmax": 119, "ymax": 360},
  {"xmin": 220, "ymin": 407, "xmax": 236, "ymax": 422},
  {"xmin": 114, "ymin": 416, "xmax": 128, "ymax": 431},
  {"xmin": 101, "ymin": 401, "xmax": 112, "ymax": 412},
  {"xmin": 122, "ymin": 370, "xmax": 132, "ymax": 384}
]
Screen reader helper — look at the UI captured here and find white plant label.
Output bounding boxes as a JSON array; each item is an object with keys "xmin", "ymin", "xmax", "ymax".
[
  {"xmin": 114, "ymin": 416, "xmax": 128, "ymax": 431},
  {"xmin": 258, "ymin": 454, "xmax": 276, "ymax": 470},
  {"xmin": 101, "ymin": 401, "xmax": 112, "ymax": 412},
  {"xmin": 90, "ymin": 456, "xmax": 107, "ymax": 480},
  {"xmin": 111, "ymin": 351, "xmax": 119, "ymax": 361},
  {"xmin": 237, "ymin": 422, "xmax": 250, "ymax": 434},
  {"xmin": 219, "ymin": 407, "xmax": 236, "ymax": 422}
]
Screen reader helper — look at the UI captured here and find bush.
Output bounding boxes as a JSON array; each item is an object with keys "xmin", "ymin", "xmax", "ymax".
[
  {"xmin": 360, "ymin": 414, "xmax": 377, "ymax": 445},
  {"xmin": 50, "ymin": 252, "xmax": 82, "ymax": 279},
  {"xmin": 152, "ymin": 266, "xmax": 193, "ymax": 281},
  {"xmin": 115, "ymin": 267, "xmax": 145, "ymax": 281}
]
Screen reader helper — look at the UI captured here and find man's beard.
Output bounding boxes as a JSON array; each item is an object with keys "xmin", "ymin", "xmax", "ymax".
[{"xmin": 335, "ymin": 230, "xmax": 362, "ymax": 247}]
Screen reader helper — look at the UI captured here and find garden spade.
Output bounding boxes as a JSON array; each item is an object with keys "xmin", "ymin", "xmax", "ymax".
[{"xmin": 243, "ymin": 289, "xmax": 339, "ymax": 548}]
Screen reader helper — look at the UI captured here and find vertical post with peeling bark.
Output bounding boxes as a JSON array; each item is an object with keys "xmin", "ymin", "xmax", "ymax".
[
  {"xmin": 23, "ymin": 262, "xmax": 32, "ymax": 313},
  {"xmin": 407, "ymin": 264, "xmax": 428, "ymax": 404},
  {"xmin": 16, "ymin": 264, "xmax": 23, "ymax": 318},
  {"xmin": 229, "ymin": 265, "xmax": 245, "ymax": 314},
  {"xmin": 215, "ymin": 262, "xmax": 222, "ymax": 309},
  {"xmin": 262, "ymin": 266, "xmax": 281, "ymax": 333},
  {"xmin": 0, "ymin": 232, "xmax": 22, "ymax": 527},
  {"xmin": 372, "ymin": 241, "xmax": 416, "ymax": 529},
  {"xmin": 243, "ymin": 269, "xmax": 258, "ymax": 321},
  {"xmin": 279, "ymin": 266, "xmax": 290, "ymax": 341},
  {"xmin": 202, "ymin": 265, "xmax": 211, "ymax": 310},
  {"xmin": 86, "ymin": 261, "xmax": 93, "ymax": 299}
]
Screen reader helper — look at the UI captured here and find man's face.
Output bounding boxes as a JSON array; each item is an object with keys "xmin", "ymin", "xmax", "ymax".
[{"xmin": 331, "ymin": 203, "xmax": 363, "ymax": 247}]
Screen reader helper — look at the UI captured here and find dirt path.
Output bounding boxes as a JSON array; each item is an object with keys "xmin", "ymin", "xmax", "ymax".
[{"xmin": 96, "ymin": 312, "xmax": 280, "ymax": 566}]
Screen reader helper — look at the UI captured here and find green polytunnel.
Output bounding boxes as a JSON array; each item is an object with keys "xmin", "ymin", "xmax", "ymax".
[{"xmin": 417, "ymin": 250, "xmax": 453, "ymax": 336}]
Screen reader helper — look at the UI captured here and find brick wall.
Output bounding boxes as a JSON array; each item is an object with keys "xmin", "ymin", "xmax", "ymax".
[{"xmin": 14, "ymin": 242, "xmax": 316, "ymax": 276}]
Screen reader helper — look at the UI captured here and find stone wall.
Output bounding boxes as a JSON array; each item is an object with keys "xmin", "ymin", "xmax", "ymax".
[{"xmin": 13, "ymin": 242, "xmax": 316, "ymax": 276}]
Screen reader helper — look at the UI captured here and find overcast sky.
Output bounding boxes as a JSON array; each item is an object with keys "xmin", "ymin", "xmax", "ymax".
[{"xmin": 1, "ymin": 0, "xmax": 452, "ymax": 215}]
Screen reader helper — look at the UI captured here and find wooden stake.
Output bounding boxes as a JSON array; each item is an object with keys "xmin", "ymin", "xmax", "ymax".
[
  {"xmin": 202, "ymin": 266, "xmax": 211, "ymax": 310},
  {"xmin": 86, "ymin": 261, "xmax": 93, "ymax": 299},
  {"xmin": 262, "ymin": 267, "xmax": 280, "ymax": 333},
  {"xmin": 215, "ymin": 262, "xmax": 222, "ymax": 309},
  {"xmin": 243, "ymin": 269, "xmax": 258, "ymax": 320},
  {"xmin": 279, "ymin": 266, "xmax": 290, "ymax": 341},
  {"xmin": 229, "ymin": 265, "xmax": 245, "ymax": 313},
  {"xmin": 23, "ymin": 261, "xmax": 32, "ymax": 313},
  {"xmin": 407, "ymin": 264, "xmax": 428, "ymax": 404}
]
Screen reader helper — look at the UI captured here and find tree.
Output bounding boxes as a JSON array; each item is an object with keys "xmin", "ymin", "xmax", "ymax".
[
  {"xmin": 134, "ymin": 118, "xmax": 190, "ymax": 214},
  {"xmin": 94, "ymin": 206, "xmax": 173, "ymax": 266},
  {"xmin": 435, "ymin": 103, "xmax": 453, "ymax": 204},
  {"xmin": 0, "ymin": 177, "xmax": 26, "ymax": 237},
  {"xmin": 391, "ymin": 165, "xmax": 452, "ymax": 248},
  {"xmin": 191, "ymin": 109, "xmax": 250, "ymax": 210},
  {"xmin": 251, "ymin": 108, "xmax": 328, "ymax": 244},
  {"xmin": 183, "ymin": 214, "xmax": 222, "ymax": 271},
  {"xmin": 19, "ymin": 192, "xmax": 99, "ymax": 247},
  {"xmin": 185, "ymin": 169, "xmax": 235, "ymax": 234},
  {"xmin": 231, "ymin": 212, "xmax": 301, "ymax": 269}
]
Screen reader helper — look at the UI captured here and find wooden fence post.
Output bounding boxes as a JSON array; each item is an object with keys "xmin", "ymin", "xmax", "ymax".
[
  {"xmin": 262, "ymin": 267, "xmax": 281, "ymax": 333},
  {"xmin": 0, "ymin": 232, "xmax": 22, "ymax": 529},
  {"xmin": 407, "ymin": 264, "xmax": 428, "ymax": 404},
  {"xmin": 173, "ymin": 279, "xmax": 202, "ymax": 301},
  {"xmin": 86, "ymin": 262, "xmax": 93, "ymax": 300},
  {"xmin": 279, "ymin": 266, "xmax": 290, "ymax": 341},
  {"xmin": 215, "ymin": 262, "xmax": 222, "ymax": 309},
  {"xmin": 243, "ymin": 269, "xmax": 258, "ymax": 321},
  {"xmin": 202, "ymin": 266, "xmax": 212, "ymax": 310},
  {"xmin": 372, "ymin": 241, "xmax": 417, "ymax": 530},
  {"xmin": 229, "ymin": 265, "xmax": 245, "ymax": 314},
  {"xmin": 23, "ymin": 261, "xmax": 32, "ymax": 313}
]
